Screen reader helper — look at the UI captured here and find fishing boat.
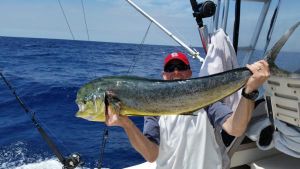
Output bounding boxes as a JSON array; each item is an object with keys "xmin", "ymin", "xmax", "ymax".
[{"xmin": 124, "ymin": 0, "xmax": 300, "ymax": 168}]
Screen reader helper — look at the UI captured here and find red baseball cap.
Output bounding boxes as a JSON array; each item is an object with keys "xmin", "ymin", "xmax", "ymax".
[{"xmin": 164, "ymin": 52, "xmax": 190, "ymax": 67}]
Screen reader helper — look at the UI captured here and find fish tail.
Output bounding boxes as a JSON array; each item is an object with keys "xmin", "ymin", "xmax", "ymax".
[{"xmin": 264, "ymin": 21, "xmax": 300, "ymax": 70}]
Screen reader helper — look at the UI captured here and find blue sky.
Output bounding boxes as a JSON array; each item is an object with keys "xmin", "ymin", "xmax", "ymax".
[{"xmin": 0, "ymin": 0, "xmax": 299, "ymax": 52}]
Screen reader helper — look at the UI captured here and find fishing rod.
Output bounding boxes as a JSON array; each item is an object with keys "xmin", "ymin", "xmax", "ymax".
[
  {"xmin": 0, "ymin": 72, "xmax": 83, "ymax": 169},
  {"xmin": 125, "ymin": 0, "xmax": 204, "ymax": 62},
  {"xmin": 263, "ymin": 0, "xmax": 281, "ymax": 54}
]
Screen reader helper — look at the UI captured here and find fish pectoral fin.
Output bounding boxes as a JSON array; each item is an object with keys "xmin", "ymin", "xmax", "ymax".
[
  {"xmin": 109, "ymin": 101, "xmax": 121, "ymax": 115},
  {"xmin": 105, "ymin": 92, "xmax": 121, "ymax": 115}
]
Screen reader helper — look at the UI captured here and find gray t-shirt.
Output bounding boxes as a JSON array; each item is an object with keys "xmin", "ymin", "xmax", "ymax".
[{"xmin": 143, "ymin": 101, "xmax": 233, "ymax": 145}]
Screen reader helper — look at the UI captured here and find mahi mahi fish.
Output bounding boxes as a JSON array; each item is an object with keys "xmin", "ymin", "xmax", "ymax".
[{"xmin": 76, "ymin": 22, "xmax": 300, "ymax": 122}]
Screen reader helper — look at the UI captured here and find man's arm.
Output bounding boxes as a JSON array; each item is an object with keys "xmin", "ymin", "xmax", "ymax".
[
  {"xmin": 106, "ymin": 106, "xmax": 159, "ymax": 162},
  {"xmin": 222, "ymin": 60, "xmax": 270, "ymax": 137},
  {"xmin": 222, "ymin": 97, "xmax": 254, "ymax": 137}
]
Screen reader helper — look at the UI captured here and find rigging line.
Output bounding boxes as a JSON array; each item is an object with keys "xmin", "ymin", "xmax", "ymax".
[
  {"xmin": 97, "ymin": 127, "xmax": 109, "ymax": 169},
  {"xmin": 80, "ymin": 1, "xmax": 107, "ymax": 166},
  {"xmin": 126, "ymin": 21, "xmax": 152, "ymax": 74},
  {"xmin": 0, "ymin": 72, "xmax": 66, "ymax": 165},
  {"xmin": 263, "ymin": 0, "xmax": 281, "ymax": 54},
  {"xmin": 81, "ymin": 0, "xmax": 90, "ymax": 41},
  {"xmin": 97, "ymin": 93, "xmax": 110, "ymax": 169},
  {"xmin": 58, "ymin": 0, "xmax": 75, "ymax": 40}
]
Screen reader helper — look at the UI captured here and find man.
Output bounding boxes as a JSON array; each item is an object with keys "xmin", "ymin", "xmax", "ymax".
[{"xmin": 106, "ymin": 52, "xmax": 270, "ymax": 169}]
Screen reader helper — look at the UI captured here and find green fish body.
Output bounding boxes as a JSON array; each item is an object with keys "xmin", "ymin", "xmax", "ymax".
[
  {"xmin": 76, "ymin": 21, "xmax": 300, "ymax": 122},
  {"xmin": 76, "ymin": 68, "xmax": 250, "ymax": 122}
]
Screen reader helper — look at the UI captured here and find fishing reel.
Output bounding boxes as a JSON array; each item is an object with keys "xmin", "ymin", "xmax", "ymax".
[
  {"xmin": 190, "ymin": 0, "xmax": 216, "ymax": 53},
  {"xmin": 190, "ymin": 0, "xmax": 216, "ymax": 26},
  {"xmin": 63, "ymin": 153, "xmax": 84, "ymax": 169}
]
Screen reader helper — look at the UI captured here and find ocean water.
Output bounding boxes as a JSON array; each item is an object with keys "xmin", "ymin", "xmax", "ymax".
[
  {"xmin": 0, "ymin": 36, "xmax": 299, "ymax": 169},
  {"xmin": 0, "ymin": 36, "xmax": 205, "ymax": 169}
]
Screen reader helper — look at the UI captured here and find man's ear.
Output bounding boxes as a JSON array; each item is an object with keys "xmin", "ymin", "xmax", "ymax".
[
  {"xmin": 162, "ymin": 71, "xmax": 167, "ymax": 80},
  {"xmin": 187, "ymin": 70, "xmax": 192, "ymax": 78}
]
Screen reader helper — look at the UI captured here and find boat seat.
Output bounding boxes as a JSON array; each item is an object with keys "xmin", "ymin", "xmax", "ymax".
[
  {"xmin": 262, "ymin": 75, "xmax": 300, "ymax": 159},
  {"xmin": 250, "ymin": 153, "xmax": 300, "ymax": 169},
  {"xmin": 265, "ymin": 76, "xmax": 300, "ymax": 127}
]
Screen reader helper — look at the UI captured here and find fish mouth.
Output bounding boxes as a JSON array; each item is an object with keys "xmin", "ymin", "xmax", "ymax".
[
  {"xmin": 75, "ymin": 101, "xmax": 88, "ymax": 119},
  {"xmin": 77, "ymin": 103, "xmax": 86, "ymax": 112},
  {"xmin": 75, "ymin": 99, "xmax": 106, "ymax": 122}
]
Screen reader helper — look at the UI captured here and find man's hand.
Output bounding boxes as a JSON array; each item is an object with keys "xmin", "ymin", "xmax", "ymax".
[
  {"xmin": 104, "ymin": 93, "xmax": 158, "ymax": 162},
  {"xmin": 245, "ymin": 60, "xmax": 270, "ymax": 93},
  {"xmin": 105, "ymin": 101, "xmax": 130, "ymax": 127}
]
